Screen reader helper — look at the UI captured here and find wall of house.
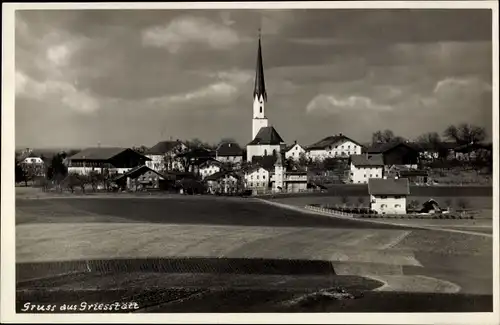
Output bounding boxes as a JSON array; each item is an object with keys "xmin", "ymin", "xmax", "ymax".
[
  {"xmin": 200, "ymin": 165, "xmax": 221, "ymax": 179},
  {"xmin": 349, "ymin": 163, "xmax": 383, "ymax": 184},
  {"xmin": 246, "ymin": 144, "xmax": 281, "ymax": 162},
  {"xmin": 126, "ymin": 170, "xmax": 163, "ymax": 190},
  {"xmin": 370, "ymin": 195, "xmax": 407, "ymax": 214},
  {"xmin": 145, "ymin": 154, "xmax": 163, "ymax": 171},
  {"xmin": 285, "ymin": 144, "xmax": 305, "ymax": 160},
  {"xmin": 207, "ymin": 175, "xmax": 239, "ymax": 194},
  {"xmin": 245, "ymin": 168, "xmax": 270, "ymax": 189},
  {"xmin": 67, "ymin": 166, "xmax": 132, "ymax": 175},
  {"xmin": 307, "ymin": 140, "xmax": 362, "ymax": 160},
  {"xmin": 216, "ymin": 155, "xmax": 243, "ymax": 164}
]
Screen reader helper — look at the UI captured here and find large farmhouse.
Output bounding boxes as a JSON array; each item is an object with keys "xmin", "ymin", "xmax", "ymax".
[
  {"xmin": 67, "ymin": 147, "xmax": 150, "ymax": 175},
  {"xmin": 307, "ymin": 134, "xmax": 363, "ymax": 160}
]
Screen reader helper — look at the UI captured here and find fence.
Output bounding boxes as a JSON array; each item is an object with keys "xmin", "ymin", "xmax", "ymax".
[{"xmin": 304, "ymin": 205, "xmax": 355, "ymax": 218}]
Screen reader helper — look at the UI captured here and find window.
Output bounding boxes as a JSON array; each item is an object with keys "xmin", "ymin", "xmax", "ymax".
[
  {"xmin": 263, "ymin": 175, "xmax": 266, "ymax": 179},
  {"xmin": 395, "ymin": 204, "xmax": 401, "ymax": 208},
  {"xmin": 250, "ymin": 182, "xmax": 253, "ymax": 187},
  {"xmin": 257, "ymin": 175, "xmax": 259, "ymax": 179},
  {"xmin": 251, "ymin": 175, "xmax": 253, "ymax": 179},
  {"xmin": 350, "ymin": 173, "xmax": 354, "ymax": 176},
  {"xmin": 370, "ymin": 174, "xmax": 372, "ymax": 177},
  {"xmin": 364, "ymin": 174, "xmax": 366, "ymax": 177},
  {"xmin": 264, "ymin": 150, "xmax": 267, "ymax": 155},
  {"xmin": 381, "ymin": 204, "xmax": 387, "ymax": 208},
  {"xmin": 260, "ymin": 106, "xmax": 262, "ymax": 113}
]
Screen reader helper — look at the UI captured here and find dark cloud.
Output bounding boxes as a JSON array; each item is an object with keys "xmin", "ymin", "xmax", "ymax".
[{"xmin": 15, "ymin": 8, "xmax": 493, "ymax": 148}]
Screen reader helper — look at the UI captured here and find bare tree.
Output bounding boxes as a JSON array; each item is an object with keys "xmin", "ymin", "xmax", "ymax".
[
  {"xmin": 444, "ymin": 123, "xmax": 486, "ymax": 145},
  {"xmin": 357, "ymin": 197, "xmax": 365, "ymax": 207},
  {"xmin": 341, "ymin": 196, "xmax": 350, "ymax": 207},
  {"xmin": 372, "ymin": 129, "xmax": 406, "ymax": 144}
]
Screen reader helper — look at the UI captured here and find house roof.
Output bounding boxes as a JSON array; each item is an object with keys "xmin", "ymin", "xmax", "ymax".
[
  {"xmin": 204, "ymin": 170, "xmax": 240, "ymax": 181},
  {"xmin": 115, "ymin": 165, "xmax": 170, "ymax": 181},
  {"xmin": 146, "ymin": 140, "xmax": 185, "ymax": 155},
  {"xmin": 68, "ymin": 147, "xmax": 132, "ymax": 161},
  {"xmin": 368, "ymin": 178, "xmax": 410, "ymax": 196},
  {"xmin": 217, "ymin": 142, "xmax": 243, "ymax": 156},
  {"xmin": 350, "ymin": 154, "xmax": 384, "ymax": 167},
  {"xmin": 284, "ymin": 142, "xmax": 303, "ymax": 153},
  {"xmin": 251, "ymin": 155, "xmax": 278, "ymax": 171},
  {"xmin": 248, "ymin": 126, "xmax": 284, "ymax": 145},
  {"xmin": 199, "ymin": 159, "xmax": 224, "ymax": 168},
  {"xmin": 307, "ymin": 134, "xmax": 362, "ymax": 150},
  {"xmin": 364, "ymin": 142, "xmax": 418, "ymax": 154}
]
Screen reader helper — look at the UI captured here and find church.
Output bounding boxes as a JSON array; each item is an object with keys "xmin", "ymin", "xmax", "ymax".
[{"xmin": 246, "ymin": 34, "xmax": 286, "ymax": 162}]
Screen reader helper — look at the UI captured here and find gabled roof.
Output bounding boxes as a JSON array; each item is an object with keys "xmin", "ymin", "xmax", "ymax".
[
  {"xmin": 248, "ymin": 126, "xmax": 284, "ymax": 145},
  {"xmin": 350, "ymin": 154, "xmax": 384, "ymax": 167},
  {"xmin": 146, "ymin": 140, "xmax": 185, "ymax": 155},
  {"xmin": 251, "ymin": 155, "xmax": 278, "ymax": 171},
  {"xmin": 115, "ymin": 165, "xmax": 169, "ymax": 181},
  {"xmin": 364, "ymin": 142, "xmax": 418, "ymax": 154},
  {"xmin": 307, "ymin": 134, "xmax": 362, "ymax": 150},
  {"xmin": 368, "ymin": 178, "xmax": 410, "ymax": 196},
  {"xmin": 284, "ymin": 142, "xmax": 303, "ymax": 153},
  {"xmin": 244, "ymin": 165, "xmax": 269, "ymax": 175},
  {"xmin": 217, "ymin": 142, "xmax": 243, "ymax": 157},
  {"xmin": 199, "ymin": 159, "xmax": 224, "ymax": 169},
  {"xmin": 204, "ymin": 170, "xmax": 240, "ymax": 181},
  {"xmin": 68, "ymin": 147, "xmax": 137, "ymax": 161}
]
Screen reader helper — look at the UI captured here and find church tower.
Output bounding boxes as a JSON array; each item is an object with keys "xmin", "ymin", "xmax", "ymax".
[{"xmin": 252, "ymin": 31, "xmax": 269, "ymax": 140}]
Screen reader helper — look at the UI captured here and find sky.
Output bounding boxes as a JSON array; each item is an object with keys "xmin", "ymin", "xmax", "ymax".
[{"xmin": 15, "ymin": 8, "xmax": 493, "ymax": 149}]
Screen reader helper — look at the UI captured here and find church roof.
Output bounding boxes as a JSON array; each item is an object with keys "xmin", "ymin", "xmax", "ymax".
[
  {"xmin": 248, "ymin": 126, "xmax": 284, "ymax": 145},
  {"xmin": 253, "ymin": 36, "xmax": 267, "ymax": 102}
]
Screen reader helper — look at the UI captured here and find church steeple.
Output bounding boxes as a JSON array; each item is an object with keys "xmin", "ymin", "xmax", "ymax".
[{"xmin": 253, "ymin": 30, "xmax": 267, "ymax": 102}]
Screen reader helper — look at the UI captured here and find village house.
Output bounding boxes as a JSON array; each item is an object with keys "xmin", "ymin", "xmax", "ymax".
[
  {"xmin": 199, "ymin": 159, "xmax": 225, "ymax": 180},
  {"xmin": 114, "ymin": 165, "xmax": 175, "ymax": 191},
  {"xmin": 348, "ymin": 154, "xmax": 384, "ymax": 184},
  {"xmin": 144, "ymin": 140, "xmax": 187, "ymax": 172},
  {"xmin": 216, "ymin": 142, "xmax": 243, "ymax": 164},
  {"xmin": 284, "ymin": 141, "xmax": 306, "ymax": 161},
  {"xmin": 271, "ymin": 153, "xmax": 308, "ymax": 193},
  {"xmin": 306, "ymin": 134, "xmax": 363, "ymax": 161},
  {"xmin": 67, "ymin": 147, "xmax": 150, "ymax": 175},
  {"xmin": 368, "ymin": 178, "xmax": 410, "ymax": 215},
  {"xmin": 204, "ymin": 170, "xmax": 241, "ymax": 195},
  {"xmin": 244, "ymin": 165, "xmax": 270, "ymax": 192},
  {"xmin": 364, "ymin": 142, "xmax": 419, "ymax": 170}
]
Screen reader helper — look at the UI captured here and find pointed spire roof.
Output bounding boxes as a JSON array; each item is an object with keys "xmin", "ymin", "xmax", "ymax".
[{"xmin": 253, "ymin": 31, "xmax": 267, "ymax": 102}]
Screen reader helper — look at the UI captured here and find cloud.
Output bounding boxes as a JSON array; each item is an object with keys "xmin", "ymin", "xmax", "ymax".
[
  {"xmin": 434, "ymin": 77, "xmax": 492, "ymax": 95},
  {"xmin": 142, "ymin": 15, "xmax": 245, "ymax": 52},
  {"xmin": 148, "ymin": 81, "xmax": 238, "ymax": 107},
  {"xmin": 306, "ymin": 94, "xmax": 392, "ymax": 115},
  {"xmin": 16, "ymin": 71, "xmax": 99, "ymax": 114}
]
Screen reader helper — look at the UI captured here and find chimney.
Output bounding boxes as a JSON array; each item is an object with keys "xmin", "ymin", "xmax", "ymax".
[
  {"xmin": 294, "ymin": 140, "xmax": 297, "ymax": 145},
  {"xmin": 339, "ymin": 133, "xmax": 343, "ymax": 136}
]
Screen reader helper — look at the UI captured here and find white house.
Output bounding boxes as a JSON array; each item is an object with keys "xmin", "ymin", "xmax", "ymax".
[
  {"xmin": 349, "ymin": 154, "xmax": 384, "ymax": 184},
  {"xmin": 204, "ymin": 170, "xmax": 241, "ymax": 195},
  {"xmin": 244, "ymin": 166, "xmax": 270, "ymax": 191},
  {"xmin": 285, "ymin": 141, "xmax": 306, "ymax": 161},
  {"xmin": 368, "ymin": 178, "xmax": 410, "ymax": 215},
  {"xmin": 307, "ymin": 134, "xmax": 363, "ymax": 160},
  {"xmin": 199, "ymin": 159, "xmax": 224, "ymax": 180},
  {"xmin": 21, "ymin": 156, "xmax": 44, "ymax": 165},
  {"xmin": 216, "ymin": 142, "xmax": 243, "ymax": 164},
  {"xmin": 145, "ymin": 140, "xmax": 187, "ymax": 172}
]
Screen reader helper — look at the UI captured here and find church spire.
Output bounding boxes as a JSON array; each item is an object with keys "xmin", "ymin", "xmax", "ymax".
[{"xmin": 253, "ymin": 29, "xmax": 267, "ymax": 102}]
